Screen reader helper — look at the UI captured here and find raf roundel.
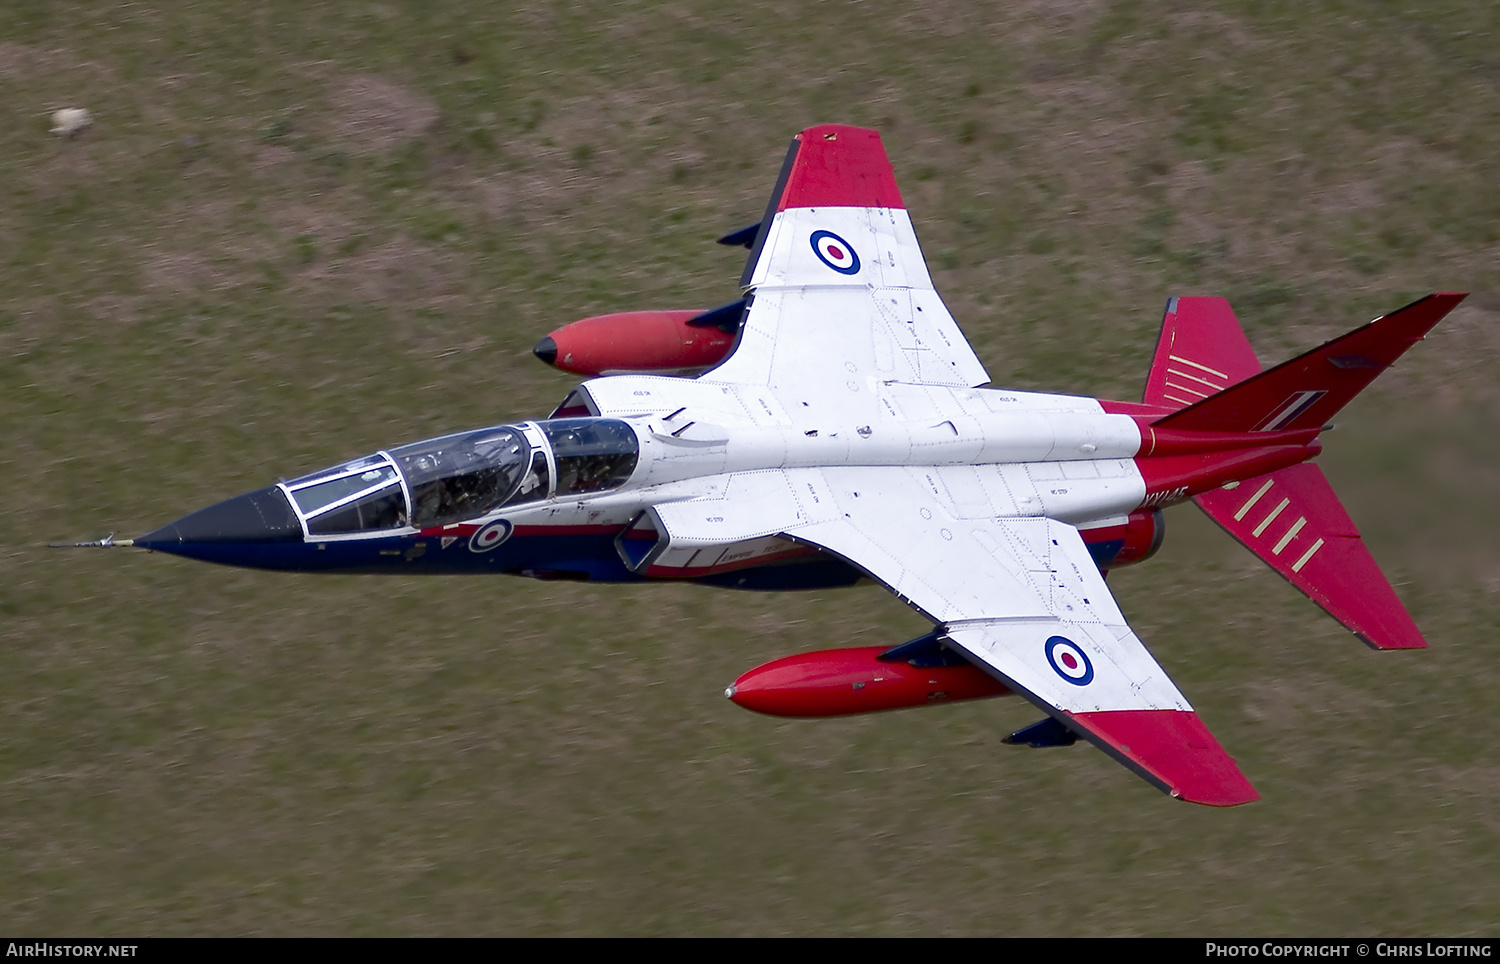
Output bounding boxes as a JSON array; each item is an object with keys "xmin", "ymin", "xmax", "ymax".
[
  {"xmin": 1045, "ymin": 635, "xmax": 1095, "ymax": 686},
  {"xmin": 468, "ymin": 519, "xmax": 513, "ymax": 553},
  {"xmin": 809, "ymin": 230, "xmax": 861, "ymax": 275}
]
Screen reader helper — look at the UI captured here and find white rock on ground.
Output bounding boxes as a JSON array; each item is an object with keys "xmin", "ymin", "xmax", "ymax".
[{"xmin": 50, "ymin": 108, "xmax": 92, "ymax": 137}]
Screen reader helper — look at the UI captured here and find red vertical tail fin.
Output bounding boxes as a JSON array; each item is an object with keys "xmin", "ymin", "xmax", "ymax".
[
  {"xmin": 1155, "ymin": 294, "xmax": 1466, "ymax": 433},
  {"xmin": 1143, "ymin": 297, "xmax": 1262, "ymax": 410}
]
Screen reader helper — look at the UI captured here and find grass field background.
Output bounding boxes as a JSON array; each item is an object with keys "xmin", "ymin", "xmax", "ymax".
[{"xmin": 2, "ymin": 1, "xmax": 1499, "ymax": 935}]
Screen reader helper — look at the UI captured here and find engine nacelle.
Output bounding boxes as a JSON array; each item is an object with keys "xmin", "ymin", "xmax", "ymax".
[
  {"xmin": 727, "ymin": 645, "xmax": 1010, "ymax": 718},
  {"xmin": 533, "ymin": 310, "xmax": 737, "ymax": 377},
  {"xmin": 1080, "ymin": 508, "xmax": 1166, "ymax": 570}
]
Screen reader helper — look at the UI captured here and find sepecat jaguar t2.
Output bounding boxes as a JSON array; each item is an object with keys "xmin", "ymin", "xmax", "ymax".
[{"xmin": 121, "ymin": 125, "xmax": 1465, "ymax": 806}]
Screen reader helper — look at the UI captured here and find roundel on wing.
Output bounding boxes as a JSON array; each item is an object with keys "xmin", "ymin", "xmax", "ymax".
[
  {"xmin": 809, "ymin": 230, "xmax": 861, "ymax": 275},
  {"xmin": 469, "ymin": 519, "xmax": 513, "ymax": 553},
  {"xmin": 1045, "ymin": 635, "xmax": 1094, "ymax": 686}
]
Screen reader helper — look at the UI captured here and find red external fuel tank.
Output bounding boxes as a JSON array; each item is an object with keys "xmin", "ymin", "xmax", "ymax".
[
  {"xmin": 534, "ymin": 310, "xmax": 737, "ymax": 377},
  {"xmin": 727, "ymin": 645, "xmax": 1011, "ymax": 718}
]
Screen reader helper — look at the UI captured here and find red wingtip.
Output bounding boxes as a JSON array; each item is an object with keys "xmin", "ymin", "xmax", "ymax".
[
  {"xmin": 777, "ymin": 125, "xmax": 905, "ymax": 211},
  {"xmin": 1069, "ymin": 709, "xmax": 1260, "ymax": 807}
]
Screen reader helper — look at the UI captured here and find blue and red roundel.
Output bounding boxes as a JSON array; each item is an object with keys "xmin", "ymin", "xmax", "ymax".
[
  {"xmin": 810, "ymin": 230, "xmax": 861, "ymax": 275},
  {"xmin": 1045, "ymin": 635, "xmax": 1094, "ymax": 686},
  {"xmin": 468, "ymin": 519, "xmax": 513, "ymax": 553}
]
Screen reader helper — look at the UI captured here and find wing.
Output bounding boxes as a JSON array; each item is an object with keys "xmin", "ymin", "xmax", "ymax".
[
  {"xmin": 783, "ymin": 466, "xmax": 1259, "ymax": 807},
  {"xmin": 705, "ymin": 125, "xmax": 990, "ymax": 396}
]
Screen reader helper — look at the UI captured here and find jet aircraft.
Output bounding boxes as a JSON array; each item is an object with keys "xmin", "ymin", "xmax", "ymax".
[{"xmin": 117, "ymin": 125, "xmax": 1465, "ymax": 806}]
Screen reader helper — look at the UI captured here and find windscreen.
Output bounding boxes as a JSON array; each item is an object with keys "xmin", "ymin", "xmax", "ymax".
[{"xmin": 285, "ymin": 455, "xmax": 407, "ymax": 535}]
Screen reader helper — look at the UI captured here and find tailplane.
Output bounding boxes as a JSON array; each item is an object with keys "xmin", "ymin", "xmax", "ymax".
[{"xmin": 1194, "ymin": 463, "xmax": 1425, "ymax": 649}]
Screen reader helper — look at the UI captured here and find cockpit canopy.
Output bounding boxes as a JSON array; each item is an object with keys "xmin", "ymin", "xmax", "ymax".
[
  {"xmin": 396, "ymin": 425, "xmax": 540, "ymax": 529},
  {"xmin": 281, "ymin": 418, "xmax": 639, "ymax": 536},
  {"xmin": 540, "ymin": 418, "xmax": 638, "ymax": 496}
]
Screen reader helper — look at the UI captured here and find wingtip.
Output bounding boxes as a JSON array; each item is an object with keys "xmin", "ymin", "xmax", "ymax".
[
  {"xmin": 1172, "ymin": 788, "xmax": 1261, "ymax": 807},
  {"xmin": 1069, "ymin": 708, "xmax": 1260, "ymax": 807},
  {"xmin": 1355, "ymin": 630, "xmax": 1429, "ymax": 651},
  {"xmin": 776, "ymin": 125, "xmax": 905, "ymax": 211},
  {"xmin": 1166, "ymin": 766, "xmax": 1260, "ymax": 807}
]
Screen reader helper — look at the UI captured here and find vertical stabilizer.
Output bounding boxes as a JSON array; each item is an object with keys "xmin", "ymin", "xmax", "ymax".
[
  {"xmin": 1155, "ymin": 294, "xmax": 1466, "ymax": 433},
  {"xmin": 1144, "ymin": 297, "xmax": 1262, "ymax": 409}
]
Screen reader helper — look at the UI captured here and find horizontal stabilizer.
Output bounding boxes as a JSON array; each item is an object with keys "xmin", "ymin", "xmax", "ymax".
[
  {"xmin": 1067, "ymin": 709, "xmax": 1260, "ymax": 806},
  {"xmin": 1194, "ymin": 463, "xmax": 1426, "ymax": 649},
  {"xmin": 1144, "ymin": 297, "xmax": 1262, "ymax": 409},
  {"xmin": 1156, "ymin": 293, "xmax": 1466, "ymax": 433}
]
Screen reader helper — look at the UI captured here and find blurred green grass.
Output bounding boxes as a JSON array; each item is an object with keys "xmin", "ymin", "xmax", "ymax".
[{"xmin": 2, "ymin": 0, "xmax": 1498, "ymax": 935}]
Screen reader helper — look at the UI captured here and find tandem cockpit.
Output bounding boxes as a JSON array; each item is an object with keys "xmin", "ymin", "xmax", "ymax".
[
  {"xmin": 122, "ymin": 418, "xmax": 643, "ymax": 554},
  {"xmin": 283, "ymin": 418, "xmax": 640, "ymax": 537}
]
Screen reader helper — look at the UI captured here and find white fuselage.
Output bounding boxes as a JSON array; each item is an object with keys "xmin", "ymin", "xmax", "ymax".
[{"xmin": 510, "ymin": 376, "xmax": 1152, "ymax": 543}]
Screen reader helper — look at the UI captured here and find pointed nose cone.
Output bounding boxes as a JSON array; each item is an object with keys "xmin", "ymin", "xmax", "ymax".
[
  {"xmin": 533, "ymin": 335, "xmax": 558, "ymax": 367},
  {"xmin": 137, "ymin": 485, "xmax": 302, "ymax": 555}
]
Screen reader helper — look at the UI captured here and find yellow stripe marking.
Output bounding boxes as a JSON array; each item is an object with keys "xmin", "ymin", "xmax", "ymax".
[
  {"xmin": 1169, "ymin": 354, "xmax": 1229, "ymax": 380},
  {"xmin": 1162, "ymin": 393, "xmax": 1195, "ymax": 406},
  {"xmin": 1164, "ymin": 380, "xmax": 1211, "ymax": 399},
  {"xmin": 1253, "ymin": 497, "xmax": 1291, "ymax": 537},
  {"xmin": 1272, "ymin": 516, "xmax": 1307, "ymax": 555},
  {"xmin": 1292, "ymin": 538, "xmax": 1325, "ymax": 573},
  {"xmin": 1165, "ymin": 368, "xmax": 1226, "ymax": 391},
  {"xmin": 1234, "ymin": 480, "xmax": 1276, "ymax": 521}
]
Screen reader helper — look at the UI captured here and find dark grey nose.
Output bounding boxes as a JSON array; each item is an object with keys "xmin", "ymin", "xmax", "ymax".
[{"xmin": 137, "ymin": 485, "xmax": 302, "ymax": 547}]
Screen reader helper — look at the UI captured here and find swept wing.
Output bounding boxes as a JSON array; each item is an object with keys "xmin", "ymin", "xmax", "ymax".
[
  {"xmin": 707, "ymin": 125, "xmax": 991, "ymax": 394},
  {"xmin": 688, "ymin": 125, "xmax": 1258, "ymax": 804},
  {"xmin": 787, "ymin": 467, "xmax": 1259, "ymax": 806}
]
